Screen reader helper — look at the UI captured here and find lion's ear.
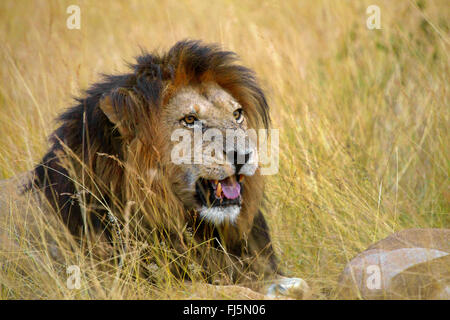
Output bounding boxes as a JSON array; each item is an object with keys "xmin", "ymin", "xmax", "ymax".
[{"xmin": 99, "ymin": 93, "xmax": 130, "ymax": 137}]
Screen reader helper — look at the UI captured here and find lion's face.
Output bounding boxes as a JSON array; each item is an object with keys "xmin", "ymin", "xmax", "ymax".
[{"xmin": 161, "ymin": 83, "xmax": 258, "ymax": 225}]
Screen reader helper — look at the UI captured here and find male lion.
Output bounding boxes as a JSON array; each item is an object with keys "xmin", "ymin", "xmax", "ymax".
[{"xmin": 3, "ymin": 40, "xmax": 308, "ymax": 298}]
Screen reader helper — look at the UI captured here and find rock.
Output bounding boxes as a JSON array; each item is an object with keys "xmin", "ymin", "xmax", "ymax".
[
  {"xmin": 187, "ymin": 283, "xmax": 269, "ymax": 300},
  {"xmin": 337, "ymin": 228, "xmax": 450, "ymax": 299},
  {"xmin": 186, "ymin": 277, "xmax": 311, "ymax": 300},
  {"xmin": 266, "ymin": 277, "xmax": 311, "ymax": 299}
]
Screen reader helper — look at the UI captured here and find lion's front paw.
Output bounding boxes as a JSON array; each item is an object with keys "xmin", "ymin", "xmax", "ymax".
[{"xmin": 266, "ymin": 277, "xmax": 311, "ymax": 299}]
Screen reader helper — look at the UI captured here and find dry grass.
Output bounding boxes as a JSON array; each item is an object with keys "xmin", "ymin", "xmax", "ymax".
[{"xmin": 0, "ymin": 0, "xmax": 448, "ymax": 299}]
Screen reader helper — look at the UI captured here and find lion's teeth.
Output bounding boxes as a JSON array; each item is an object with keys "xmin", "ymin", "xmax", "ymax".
[{"xmin": 216, "ymin": 182, "xmax": 222, "ymax": 198}]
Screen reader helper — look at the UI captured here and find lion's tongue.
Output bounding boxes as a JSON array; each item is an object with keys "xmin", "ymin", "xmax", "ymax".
[{"xmin": 220, "ymin": 177, "xmax": 241, "ymax": 200}]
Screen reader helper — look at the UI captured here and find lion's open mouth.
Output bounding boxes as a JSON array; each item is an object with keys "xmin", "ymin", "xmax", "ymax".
[{"xmin": 195, "ymin": 174, "xmax": 244, "ymax": 208}]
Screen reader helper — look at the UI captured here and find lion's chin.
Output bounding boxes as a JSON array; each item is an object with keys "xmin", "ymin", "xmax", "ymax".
[
  {"xmin": 199, "ymin": 205, "xmax": 241, "ymax": 225},
  {"xmin": 193, "ymin": 175, "xmax": 244, "ymax": 225}
]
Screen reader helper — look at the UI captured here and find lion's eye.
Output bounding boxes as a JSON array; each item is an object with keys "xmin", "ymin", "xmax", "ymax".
[
  {"xmin": 233, "ymin": 108, "xmax": 244, "ymax": 124},
  {"xmin": 181, "ymin": 114, "xmax": 198, "ymax": 127}
]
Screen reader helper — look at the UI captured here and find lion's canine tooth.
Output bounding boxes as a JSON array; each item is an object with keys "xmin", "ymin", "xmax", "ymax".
[{"xmin": 216, "ymin": 182, "xmax": 222, "ymax": 198}]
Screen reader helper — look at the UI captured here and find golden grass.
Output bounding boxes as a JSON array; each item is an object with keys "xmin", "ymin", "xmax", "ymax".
[{"xmin": 0, "ymin": 0, "xmax": 448, "ymax": 299}]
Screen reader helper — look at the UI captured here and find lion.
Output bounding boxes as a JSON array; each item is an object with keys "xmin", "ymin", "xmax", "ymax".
[{"xmin": 2, "ymin": 40, "xmax": 308, "ymax": 298}]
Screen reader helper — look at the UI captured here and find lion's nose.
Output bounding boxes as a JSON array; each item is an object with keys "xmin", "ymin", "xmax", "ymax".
[{"xmin": 227, "ymin": 150, "xmax": 251, "ymax": 174}]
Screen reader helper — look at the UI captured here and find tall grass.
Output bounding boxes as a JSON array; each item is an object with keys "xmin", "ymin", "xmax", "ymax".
[{"xmin": 0, "ymin": 0, "xmax": 448, "ymax": 299}]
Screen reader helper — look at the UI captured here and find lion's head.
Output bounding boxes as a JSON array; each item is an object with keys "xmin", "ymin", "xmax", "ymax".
[
  {"xmin": 154, "ymin": 82, "xmax": 261, "ymax": 226},
  {"xmin": 31, "ymin": 40, "xmax": 270, "ymax": 244}
]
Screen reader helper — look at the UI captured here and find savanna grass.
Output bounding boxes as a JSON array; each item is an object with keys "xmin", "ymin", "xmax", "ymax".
[{"xmin": 0, "ymin": 0, "xmax": 448, "ymax": 299}]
